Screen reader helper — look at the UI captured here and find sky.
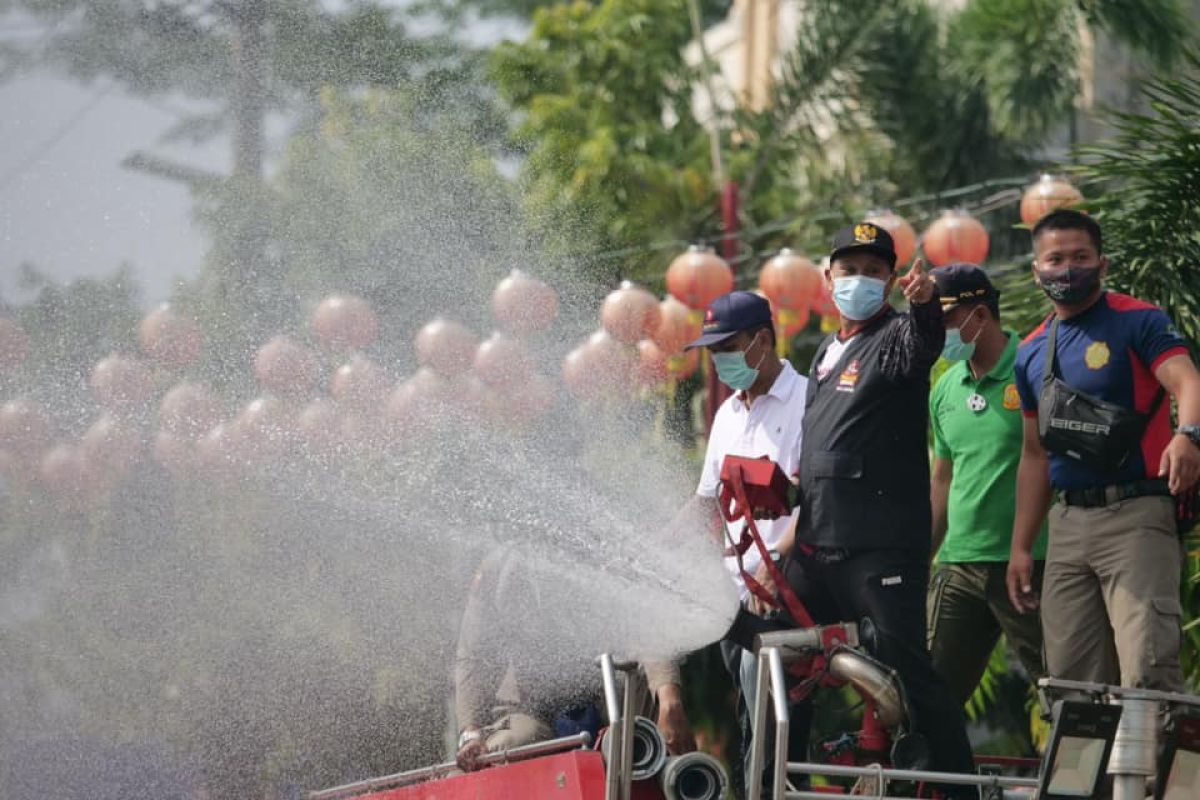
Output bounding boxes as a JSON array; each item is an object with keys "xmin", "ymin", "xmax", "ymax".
[{"xmin": 0, "ymin": 6, "xmax": 524, "ymax": 308}]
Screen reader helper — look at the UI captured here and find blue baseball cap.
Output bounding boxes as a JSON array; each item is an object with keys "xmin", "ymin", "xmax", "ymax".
[{"xmin": 684, "ymin": 291, "xmax": 773, "ymax": 349}]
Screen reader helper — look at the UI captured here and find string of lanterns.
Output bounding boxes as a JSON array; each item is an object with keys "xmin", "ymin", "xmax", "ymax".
[{"xmin": 0, "ymin": 174, "xmax": 1085, "ymax": 506}]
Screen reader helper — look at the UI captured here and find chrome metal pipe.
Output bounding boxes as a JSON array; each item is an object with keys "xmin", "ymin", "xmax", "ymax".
[
  {"xmin": 618, "ymin": 669, "xmax": 640, "ymax": 800},
  {"xmin": 601, "ymin": 653, "xmax": 624, "ymax": 800},
  {"xmin": 1038, "ymin": 678, "xmax": 1200, "ymax": 709},
  {"xmin": 600, "ymin": 652, "xmax": 621, "ymax": 724},
  {"xmin": 769, "ymin": 647, "xmax": 789, "ymax": 800},
  {"xmin": 306, "ymin": 732, "xmax": 593, "ymax": 800},
  {"xmin": 1109, "ymin": 696, "xmax": 1159, "ymax": 800},
  {"xmin": 784, "ymin": 792, "xmax": 1036, "ymax": 800},
  {"xmin": 783, "ymin": 761, "xmax": 1039, "ymax": 789},
  {"xmin": 747, "ymin": 647, "xmax": 773, "ymax": 800},
  {"xmin": 826, "ymin": 649, "xmax": 905, "ymax": 728}
]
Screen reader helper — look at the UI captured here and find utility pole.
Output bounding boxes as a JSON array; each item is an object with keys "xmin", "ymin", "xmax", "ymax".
[{"xmin": 230, "ymin": 0, "xmax": 266, "ymax": 180}]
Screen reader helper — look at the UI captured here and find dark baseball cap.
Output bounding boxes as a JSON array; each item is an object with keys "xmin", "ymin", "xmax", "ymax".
[
  {"xmin": 931, "ymin": 263, "xmax": 999, "ymax": 310},
  {"xmin": 684, "ymin": 291, "xmax": 773, "ymax": 349},
  {"xmin": 829, "ymin": 222, "xmax": 897, "ymax": 269}
]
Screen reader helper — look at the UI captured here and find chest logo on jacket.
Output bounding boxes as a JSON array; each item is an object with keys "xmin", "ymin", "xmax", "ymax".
[
  {"xmin": 1085, "ymin": 340, "xmax": 1111, "ymax": 370},
  {"xmin": 836, "ymin": 359, "xmax": 861, "ymax": 393}
]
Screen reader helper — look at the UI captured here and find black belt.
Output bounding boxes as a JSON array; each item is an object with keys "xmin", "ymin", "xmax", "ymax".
[{"xmin": 1060, "ymin": 479, "xmax": 1171, "ymax": 508}]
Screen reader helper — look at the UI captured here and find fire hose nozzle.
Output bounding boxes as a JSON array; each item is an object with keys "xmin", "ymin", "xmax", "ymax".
[
  {"xmin": 598, "ymin": 716, "xmax": 668, "ymax": 781},
  {"xmin": 660, "ymin": 751, "xmax": 729, "ymax": 800}
]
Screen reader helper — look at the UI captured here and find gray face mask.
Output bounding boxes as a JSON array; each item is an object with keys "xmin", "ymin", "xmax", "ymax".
[{"xmin": 1037, "ymin": 265, "xmax": 1101, "ymax": 305}]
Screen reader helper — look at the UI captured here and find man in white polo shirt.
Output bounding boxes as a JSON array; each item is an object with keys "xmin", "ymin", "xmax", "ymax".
[{"xmin": 683, "ymin": 290, "xmax": 808, "ymax": 798}]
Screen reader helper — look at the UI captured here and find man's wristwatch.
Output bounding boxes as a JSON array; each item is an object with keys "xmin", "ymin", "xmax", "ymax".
[
  {"xmin": 1177, "ymin": 424, "xmax": 1200, "ymax": 449},
  {"xmin": 457, "ymin": 728, "xmax": 483, "ymax": 749}
]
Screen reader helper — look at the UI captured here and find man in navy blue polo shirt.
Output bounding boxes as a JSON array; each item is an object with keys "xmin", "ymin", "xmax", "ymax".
[{"xmin": 1008, "ymin": 209, "xmax": 1200, "ymax": 690}]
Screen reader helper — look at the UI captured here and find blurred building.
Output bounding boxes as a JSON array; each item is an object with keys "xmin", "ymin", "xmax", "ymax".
[{"xmin": 684, "ymin": 0, "xmax": 1200, "ymax": 158}]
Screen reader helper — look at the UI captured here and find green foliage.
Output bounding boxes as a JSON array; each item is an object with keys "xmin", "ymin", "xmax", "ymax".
[
  {"xmin": 2, "ymin": 265, "xmax": 142, "ymax": 421},
  {"xmin": 490, "ymin": 0, "xmax": 713, "ymax": 282},
  {"xmin": 1071, "ymin": 60, "xmax": 1200, "ymax": 348}
]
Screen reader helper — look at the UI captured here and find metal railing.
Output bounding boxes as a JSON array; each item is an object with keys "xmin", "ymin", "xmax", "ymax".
[
  {"xmin": 1037, "ymin": 678, "xmax": 1200, "ymax": 800},
  {"xmin": 305, "ymin": 731, "xmax": 593, "ymax": 800},
  {"xmin": 599, "ymin": 653, "xmax": 642, "ymax": 800},
  {"xmin": 746, "ymin": 626, "xmax": 1042, "ymax": 800}
]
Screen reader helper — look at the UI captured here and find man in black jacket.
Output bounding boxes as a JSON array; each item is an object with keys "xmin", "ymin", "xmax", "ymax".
[{"xmin": 782, "ymin": 223, "xmax": 976, "ymax": 793}]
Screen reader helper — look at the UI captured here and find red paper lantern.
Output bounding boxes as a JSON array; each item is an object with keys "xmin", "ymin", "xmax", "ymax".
[
  {"xmin": 759, "ymin": 249, "xmax": 821, "ymax": 311},
  {"xmin": 153, "ymin": 431, "xmax": 199, "ymax": 477},
  {"xmin": 923, "ymin": 210, "xmax": 990, "ymax": 267},
  {"xmin": 197, "ymin": 422, "xmax": 247, "ymax": 479},
  {"xmin": 601, "ymin": 281, "xmax": 662, "ymax": 345},
  {"xmin": 330, "ymin": 356, "xmax": 391, "ymax": 410},
  {"xmin": 80, "ymin": 414, "xmax": 143, "ymax": 487},
  {"xmin": 810, "ymin": 278, "xmax": 837, "ymax": 317},
  {"xmin": 39, "ymin": 444, "xmax": 91, "ymax": 498},
  {"xmin": 777, "ymin": 306, "xmax": 812, "ymax": 338},
  {"xmin": 254, "ymin": 336, "xmax": 320, "ymax": 396},
  {"xmin": 474, "ymin": 332, "xmax": 535, "ymax": 389},
  {"xmin": 1020, "ymin": 174, "xmax": 1084, "ymax": 227},
  {"xmin": 562, "ymin": 331, "xmax": 636, "ymax": 400},
  {"xmin": 486, "ymin": 372, "xmax": 555, "ymax": 427},
  {"xmin": 866, "ymin": 210, "xmax": 918, "ymax": 268},
  {"xmin": 667, "ymin": 348, "xmax": 700, "ymax": 381},
  {"xmin": 159, "ymin": 383, "xmax": 222, "ymax": 440},
  {"xmin": 295, "ymin": 399, "xmax": 342, "ymax": 457},
  {"xmin": 0, "ymin": 317, "xmax": 30, "ymax": 370},
  {"xmin": 90, "ymin": 355, "xmax": 154, "ymax": 410},
  {"xmin": 635, "ymin": 340, "xmax": 670, "ymax": 387},
  {"xmin": 138, "ymin": 304, "xmax": 203, "ymax": 369},
  {"xmin": 492, "ymin": 270, "xmax": 558, "ymax": 336},
  {"xmin": 652, "ymin": 295, "xmax": 701, "ymax": 355},
  {"xmin": 666, "ymin": 245, "xmax": 734, "ymax": 310},
  {"xmin": 0, "ymin": 400, "xmax": 51, "ymax": 458},
  {"xmin": 234, "ymin": 396, "xmax": 294, "ymax": 462},
  {"xmin": 415, "ymin": 318, "xmax": 478, "ymax": 379},
  {"xmin": 312, "ymin": 294, "xmax": 378, "ymax": 353}
]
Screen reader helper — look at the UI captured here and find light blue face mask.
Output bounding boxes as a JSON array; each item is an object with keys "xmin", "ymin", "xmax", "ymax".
[
  {"xmin": 832, "ymin": 276, "xmax": 888, "ymax": 321},
  {"xmin": 942, "ymin": 308, "xmax": 983, "ymax": 362},
  {"xmin": 712, "ymin": 332, "xmax": 765, "ymax": 391}
]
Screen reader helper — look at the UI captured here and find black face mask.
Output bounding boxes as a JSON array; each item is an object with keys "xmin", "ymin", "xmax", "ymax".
[{"xmin": 1037, "ymin": 265, "xmax": 1102, "ymax": 305}]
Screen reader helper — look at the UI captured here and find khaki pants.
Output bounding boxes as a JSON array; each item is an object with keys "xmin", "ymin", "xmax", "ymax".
[
  {"xmin": 1043, "ymin": 495, "xmax": 1184, "ymax": 690},
  {"xmin": 482, "ymin": 709, "xmax": 553, "ymax": 752},
  {"xmin": 928, "ymin": 562, "xmax": 1046, "ymax": 706}
]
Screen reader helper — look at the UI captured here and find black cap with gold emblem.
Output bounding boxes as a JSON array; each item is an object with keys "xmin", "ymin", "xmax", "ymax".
[{"xmin": 829, "ymin": 222, "xmax": 897, "ymax": 269}]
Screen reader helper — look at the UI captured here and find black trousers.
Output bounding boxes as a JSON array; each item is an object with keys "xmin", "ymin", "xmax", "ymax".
[
  {"xmin": 782, "ymin": 547, "xmax": 978, "ymax": 798},
  {"xmin": 719, "ymin": 637, "xmax": 810, "ymax": 799}
]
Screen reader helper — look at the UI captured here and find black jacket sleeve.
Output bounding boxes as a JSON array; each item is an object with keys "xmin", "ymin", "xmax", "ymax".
[{"xmin": 879, "ymin": 297, "xmax": 944, "ymax": 381}]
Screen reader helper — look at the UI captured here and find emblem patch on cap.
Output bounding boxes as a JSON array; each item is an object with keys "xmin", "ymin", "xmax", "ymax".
[{"xmin": 853, "ymin": 223, "xmax": 878, "ymax": 244}]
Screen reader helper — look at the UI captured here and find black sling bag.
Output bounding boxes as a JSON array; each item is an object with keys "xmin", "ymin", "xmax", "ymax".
[{"xmin": 1038, "ymin": 317, "xmax": 1165, "ymax": 474}]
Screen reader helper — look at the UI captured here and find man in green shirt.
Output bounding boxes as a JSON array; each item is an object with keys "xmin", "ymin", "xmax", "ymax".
[{"xmin": 927, "ymin": 264, "xmax": 1048, "ymax": 705}]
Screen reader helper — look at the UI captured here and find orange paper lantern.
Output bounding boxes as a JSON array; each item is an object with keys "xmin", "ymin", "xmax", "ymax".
[
  {"xmin": 759, "ymin": 249, "xmax": 821, "ymax": 311},
  {"xmin": 492, "ymin": 270, "xmax": 558, "ymax": 336},
  {"xmin": 159, "ymin": 383, "xmax": 223, "ymax": 440},
  {"xmin": 474, "ymin": 332, "xmax": 535, "ymax": 390},
  {"xmin": 416, "ymin": 318, "xmax": 478, "ymax": 379},
  {"xmin": 601, "ymin": 281, "xmax": 662, "ymax": 345},
  {"xmin": 254, "ymin": 336, "xmax": 320, "ymax": 397},
  {"xmin": 922, "ymin": 209, "xmax": 989, "ymax": 267},
  {"xmin": 866, "ymin": 210, "xmax": 918, "ymax": 268},
  {"xmin": 666, "ymin": 245, "xmax": 733, "ymax": 310},
  {"xmin": 138, "ymin": 304, "xmax": 203, "ymax": 369},
  {"xmin": 1020, "ymin": 174, "xmax": 1084, "ymax": 227},
  {"xmin": 652, "ymin": 295, "xmax": 701, "ymax": 355},
  {"xmin": 312, "ymin": 294, "xmax": 378, "ymax": 353},
  {"xmin": 89, "ymin": 355, "xmax": 154, "ymax": 411},
  {"xmin": 0, "ymin": 317, "xmax": 30, "ymax": 370}
]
